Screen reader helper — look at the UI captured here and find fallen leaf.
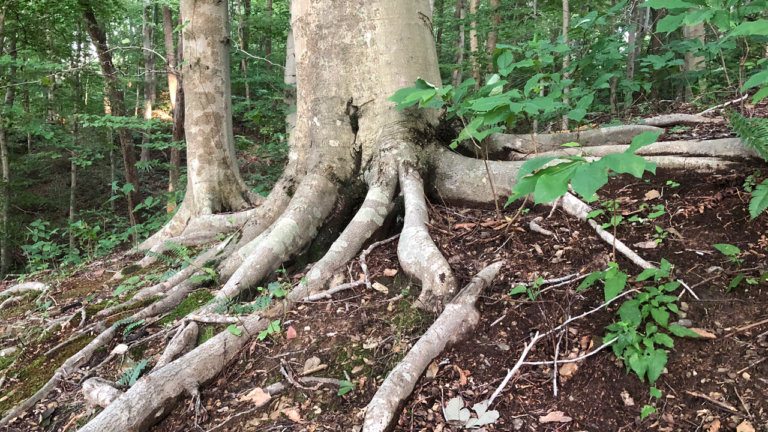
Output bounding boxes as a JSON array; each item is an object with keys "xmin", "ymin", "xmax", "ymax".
[
  {"xmin": 283, "ymin": 408, "xmax": 303, "ymax": 423},
  {"xmin": 539, "ymin": 411, "xmax": 572, "ymax": 423},
  {"xmin": 736, "ymin": 420, "xmax": 755, "ymax": 432},
  {"xmin": 620, "ymin": 390, "xmax": 635, "ymax": 407},
  {"xmin": 286, "ymin": 326, "xmax": 297, "ymax": 340},
  {"xmin": 533, "ymin": 244, "xmax": 543, "ymax": 255},
  {"xmin": 94, "ymin": 269, "xmax": 105, "ymax": 277},
  {"xmin": 453, "ymin": 365, "xmax": 468, "ymax": 386},
  {"xmin": 303, "ymin": 357, "xmax": 322, "ymax": 374},
  {"xmin": 372, "ymin": 282, "xmax": 389, "ymax": 295},
  {"xmin": 111, "ymin": 344, "xmax": 129, "ymax": 355},
  {"xmin": 240, "ymin": 387, "xmax": 271, "ymax": 406},
  {"xmin": 634, "ymin": 240, "xmax": 657, "ymax": 249},
  {"xmin": 645, "ymin": 190, "xmax": 660, "ymax": 200},
  {"xmin": 363, "ymin": 337, "xmax": 382, "ymax": 349},
  {"xmin": 706, "ymin": 419, "xmax": 721, "ymax": 432},
  {"xmin": 690, "ymin": 328, "xmax": 717, "ymax": 339},
  {"xmin": 667, "ymin": 227, "xmax": 684, "ymax": 238},
  {"xmin": 383, "ymin": 268, "xmax": 398, "ymax": 277},
  {"xmin": 559, "ymin": 362, "xmax": 578, "ymax": 379},
  {"xmin": 426, "ymin": 360, "xmax": 439, "ymax": 378}
]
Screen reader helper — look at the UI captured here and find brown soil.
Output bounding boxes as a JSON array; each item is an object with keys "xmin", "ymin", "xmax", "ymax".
[{"xmin": 1, "ymin": 169, "xmax": 767, "ymax": 432}]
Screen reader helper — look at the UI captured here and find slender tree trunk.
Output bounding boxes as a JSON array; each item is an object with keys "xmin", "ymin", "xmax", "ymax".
[
  {"xmin": 265, "ymin": 0, "xmax": 272, "ymax": 70},
  {"xmin": 452, "ymin": 0, "xmax": 465, "ymax": 87},
  {"xmin": 683, "ymin": 22, "xmax": 706, "ymax": 102},
  {"xmin": 562, "ymin": 0, "xmax": 570, "ymax": 130},
  {"xmin": 649, "ymin": 8, "xmax": 666, "ymax": 101},
  {"xmin": 81, "ymin": 2, "xmax": 141, "ymax": 231},
  {"xmin": 141, "ymin": 1, "xmax": 156, "ymax": 163},
  {"xmin": 163, "ymin": 5, "xmax": 183, "ymax": 210},
  {"xmin": 469, "ymin": 0, "xmax": 481, "ymax": 88},
  {"xmin": 487, "ymin": 0, "xmax": 500, "ymax": 74},
  {"xmin": 104, "ymin": 91, "xmax": 116, "ymax": 213},
  {"xmin": 23, "ymin": 89, "xmax": 31, "ymax": 154},
  {"xmin": 625, "ymin": 1, "xmax": 638, "ymax": 108},
  {"xmin": 0, "ymin": 26, "xmax": 13, "ymax": 277},
  {"xmin": 435, "ymin": 0, "xmax": 445, "ymax": 59},
  {"xmin": 238, "ymin": 0, "xmax": 251, "ymax": 101},
  {"xmin": 70, "ymin": 25, "xmax": 83, "ymax": 255}
]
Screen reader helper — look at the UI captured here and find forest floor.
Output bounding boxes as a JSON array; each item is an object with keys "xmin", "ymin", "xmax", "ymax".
[{"xmin": 1, "ymin": 112, "xmax": 768, "ymax": 431}]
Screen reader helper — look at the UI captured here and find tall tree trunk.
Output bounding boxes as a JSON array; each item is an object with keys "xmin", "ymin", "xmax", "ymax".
[
  {"xmin": 469, "ymin": 0, "xmax": 481, "ymax": 88},
  {"xmin": 141, "ymin": 0, "xmax": 156, "ymax": 163},
  {"xmin": 265, "ymin": 0, "xmax": 272, "ymax": 70},
  {"xmin": 23, "ymin": 89, "xmax": 31, "ymax": 154},
  {"xmin": 452, "ymin": 0, "xmax": 465, "ymax": 87},
  {"xmin": 70, "ymin": 25, "xmax": 83, "ymax": 255},
  {"xmin": 435, "ymin": 0, "xmax": 445, "ymax": 59},
  {"xmin": 683, "ymin": 22, "xmax": 706, "ymax": 102},
  {"xmin": 0, "ymin": 27, "xmax": 14, "ymax": 277},
  {"xmin": 162, "ymin": 5, "xmax": 183, "ymax": 211},
  {"xmin": 104, "ymin": 91, "xmax": 116, "ymax": 213},
  {"xmin": 562, "ymin": 0, "xmax": 570, "ymax": 130},
  {"xmin": 625, "ymin": 0, "xmax": 639, "ymax": 108},
  {"xmin": 81, "ymin": 1, "xmax": 141, "ymax": 232},
  {"xmin": 487, "ymin": 0, "xmax": 500, "ymax": 73},
  {"xmin": 238, "ymin": 0, "xmax": 251, "ymax": 100},
  {"xmin": 649, "ymin": 8, "xmax": 666, "ymax": 101}
]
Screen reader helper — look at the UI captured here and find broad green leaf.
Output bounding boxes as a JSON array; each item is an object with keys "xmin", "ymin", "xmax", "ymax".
[
  {"xmin": 576, "ymin": 94, "xmax": 594, "ymax": 110},
  {"xmin": 497, "ymin": 51, "xmax": 515, "ymax": 75},
  {"xmin": 604, "ymin": 271, "xmax": 627, "ymax": 301},
  {"xmin": 650, "ymin": 387, "xmax": 662, "ymax": 398},
  {"xmin": 227, "ymin": 324, "xmax": 243, "ymax": 336},
  {"xmin": 568, "ymin": 108, "xmax": 587, "ymax": 122},
  {"xmin": 657, "ymin": 13, "xmax": 686, "ymax": 34},
  {"xmin": 598, "ymin": 153, "xmax": 647, "ymax": 177},
  {"xmin": 729, "ymin": 273, "xmax": 745, "ymax": 290},
  {"xmin": 506, "ymin": 175, "xmax": 538, "ymax": 205},
  {"xmin": 471, "ymin": 96, "xmax": 510, "ymax": 112},
  {"xmin": 626, "ymin": 131, "xmax": 662, "ymax": 153},
  {"xmin": 524, "ymin": 73, "xmax": 546, "ymax": 96},
  {"xmin": 653, "ymin": 333, "xmax": 674, "ymax": 348},
  {"xmin": 743, "ymin": 70, "xmax": 768, "ymax": 91},
  {"xmin": 629, "ymin": 352, "xmax": 647, "ymax": 381},
  {"xmin": 571, "ymin": 162, "xmax": 608, "ymax": 199},
  {"xmin": 749, "ymin": 180, "xmax": 768, "ymax": 219},
  {"xmin": 729, "ymin": 20, "xmax": 768, "ymax": 37},
  {"xmin": 562, "ymin": 142, "xmax": 581, "ymax": 147},
  {"xmin": 753, "ymin": 87, "xmax": 768, "ymax": 104},
  {"xmin": 636, "ymin": 268, "xmax": 657, "ymax": 282},
  {"xmin": 712, "ymin": 243, "xmax": 740, "ymax": 256},
  {"xmin": 534, "ymin": 163, "xmax": 579, "ymax": 204},
  {"xmin": 669, "ymin": 324, "xmax": 701, "ymax": 338},
  {"xmin": 510, "ymin": 285, "xmax": 527, "ymax": 295},
  {"xmin": 646, "ymin": 348, "xmax": 667, "ymax": 384},
  {"xmin": 641, "ymin": 405, "xmax": 656, "ymax": 419},
  {"xmin": 639, "ymin": 0, "xmax": 697, "ymax": 9},
  {"xmin": 683, "ymin": 9, "xmax": 713, "ymax": 26},
  {"xmin": 577, "ymin": 271, "xmax": 606, "ymax": 291},
  {"xmin": 517, "ymin": 157, "xmax": 560, "ymax": 179},
  {"xmin": 651, "ymin": 307, "xmax": 670, "ymax": 327},
  {"xmin": 618, "ymin": 299, "xmax": 642, "ymax": 326}
]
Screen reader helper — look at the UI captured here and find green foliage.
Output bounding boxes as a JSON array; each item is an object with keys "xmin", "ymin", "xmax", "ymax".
[
  {"xmin": 113, "ymin": 276, "xmax": 144, "ymax": 297},
  {"xmin": 729, "ymin": 112, "xmax": 768, "ymax": 162},
  {"xmin": 510, "ymin": 277, "xmax": 543, "ymax": 300},
  {"xmin": 123, "ymin": 319, "xmax": 146, "ymax": 339},
  {"xmin": 337, "ymin": 380, "xmax": 355, "ymax": 396},
  {"xmin": 116, "ymin": 359, "xmax": 151, "ymax": 387},
  {"xmin": 258, "ymin": 319, "xmax": 281, "ymax": 340}
]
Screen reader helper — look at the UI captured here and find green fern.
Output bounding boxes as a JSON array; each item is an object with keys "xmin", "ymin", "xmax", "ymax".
[
  {"xmin": 117, "ymin": 359, "xmax": 150, "ymax": 386},
  {"xmin": 749, "ymin": 179, "xmax": 768, "ymax": 219},
  {"xmin": 729, "ymin": 112, "xmax": 768, "ymax": 161},
  {"xmin": 123, "ymin": 319, "xmax": 146, "ymax": 338},
  {"xmin": 111, "ymin": 317, "xmax": 135, "ymax": 329}
]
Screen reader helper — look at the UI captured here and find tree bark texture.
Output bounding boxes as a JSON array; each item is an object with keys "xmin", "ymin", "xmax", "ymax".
[
  {"xmin": 469, "ymin": 0, "xmax": 481, "ymax": 88},
  {"xmin": 683, "ymin": 21, "xmax": 706, "ymax": 102},
  {"xmin": 452, "ymin": 0, "xmax": 465, "ymax": 87},
  {"xmin": 141, "ymin": 0, "xmax": 156, "ymax": 163}
]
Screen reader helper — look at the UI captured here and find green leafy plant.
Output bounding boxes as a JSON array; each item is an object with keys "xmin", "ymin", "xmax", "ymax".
[
  {"xmin": 117, "ymin": 359, "xmax": 151, "ymax": 387},
  {"xmin": 337, "ymin": 380, "xmax": 355, "ymax": 396},
  {"xmin": 113, "ymin": 276, "xmax": 145, "ymax": 296},
  {"xmin": 665, "ymin": 181, "xmax": 679, "ymax": 188},
  {"xmin": 652, "ymin": 225, "xmax": 668, "ymax": 245},
  {"xmin": 258, "ymin": 319, "xmax": 281, "ymax": 340},
  {"xmin": 123, "ymin": 319, "xmax": 146, "ymax": 339},
  {"xmin": 510, "ymin": 276, "xmax": 543, "ymax": 300}
]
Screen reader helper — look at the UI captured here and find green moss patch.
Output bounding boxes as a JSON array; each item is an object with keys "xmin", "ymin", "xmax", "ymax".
[
  {"xmin": 0, "ymin": 336, "xmax": 94, "ymax": 415},
  {"xmin": 157, "ymin": 290, "xmax": 214, "ymax": 327}
]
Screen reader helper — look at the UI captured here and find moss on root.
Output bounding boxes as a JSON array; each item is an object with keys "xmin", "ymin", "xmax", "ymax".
[
  {"xmin": 0, "ymin": 336, "xmax": 94, "ymax": 416},
  {"xmin": 157, "ymin": 290, "xmax": 215, "ymax": 327}
]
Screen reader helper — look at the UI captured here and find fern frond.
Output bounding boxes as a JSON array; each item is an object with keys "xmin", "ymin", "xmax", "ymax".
[
  {"xmin": 117, "ymin": 359, "xmax": 150, "ymax": 386},
  {"xmin": 123, "ymin": 319, "xmax": 146, "ymax": 338},
  {"xmin": 729, "ymin": 112, "xmax": 768, "ymax": 161},
  {"xmin": 111, "ymin": 317, "xmax": 135, "ymax": 329}
]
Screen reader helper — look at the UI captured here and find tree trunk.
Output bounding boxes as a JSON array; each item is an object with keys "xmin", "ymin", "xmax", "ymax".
[
  {"xmin": 0, "ymin": 25, "xmax": 13, "ymax": 277},
  {"xmin": 624, "ymin": 0, "xmax": 638, "ymax": 108},
  {"xmin": 265, "ymin": 0, "xmax": 272, "ymax": 70},
  {"xmin": 452, "ymin": 0, "xmax": 465, "ymax": 87},
  {"xmin": 140, "ymin": 0, "xmax": 156, "ymax": 163},
  {"xmin": 683, "ymin": 22, "xmax": 706, "ymax": 102},
  {"xmin": 469, "ymin": 0, "xmax": 481, "ymax": 88},
  {"xmin": 81, "ymin": 2, "xmax": 141, "ymax": 232},
  {"xmin": 562, "ymin": 0, "xmax": 570, "ymax": 130},
  {"xmin": 162, "ymin": 5, "xmax": 183, "ymax": 210},
  {"xmin": 435, "ymin": 0, "xmax": 445, "ymax": 58},
  {"xmin": 486, "ymin": 0, "xmax": 500, "ymax": 73},
  {"xmin": 649, "ymin": 8, "xmax": 666, "ymax": 101},
  {"xmin": 238, "ymin": 0, "xmax": 251, "ymax": 100}
]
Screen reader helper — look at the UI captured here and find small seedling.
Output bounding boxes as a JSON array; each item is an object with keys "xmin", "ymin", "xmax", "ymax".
[
  {"xmin": 665, "ymin": 180, "xmax": 680, "ymax": 188},
  {"xmin": 652, "ymin": 225, "xmax": 668, "ymax": 244},
  {"xmin": 510, "ymin": 277, "xmax": 543, "ymax": 301},
  {"xmin": 258, "ymin": 319, "xmax": 281, "ymax": 340},
  {"xmin": 338, "ymin": 380, "xmax": 355, "ymax": 396}
]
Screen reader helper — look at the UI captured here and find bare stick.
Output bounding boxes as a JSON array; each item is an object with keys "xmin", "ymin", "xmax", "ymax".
[
  {"xmin": 522, "ymin": 337, "xmax": 618, "ymax": 365},
  {"xmin": 677, "ymin": 280, "xmax": 701, "ymax": 300},
  {"xmin": 359, "ymin": 234, "xmax": 400, "ymax": 290},
  {"xmin": 553, "ymin": 331, "xmax": 563, "ymax": 397},
  {"xmin": 301, "ymin": 280, "xmax": 365, "ymax": 301},
  {"xmin": 699, "ymin": 93, "xmax": 748, "ymax": 115},
  {"xmin": 488, "ymin": 331, "xmax": 540, "ymax": 406}
]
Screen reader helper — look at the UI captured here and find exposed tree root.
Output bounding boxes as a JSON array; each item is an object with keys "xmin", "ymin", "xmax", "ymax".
[
  {"xmin": 0, "ymin": 295, "xmax": 21, "ymax": 310},
  {"xmin": 431, "ymin": 147, "xmax": 519, "ymax": 206},
  {"xmin": 137, "ymin": 231, "xmax": 219, "ymax": 267},
  {"xmin": 529, "ymin": 217, "xmax": 554, "ymax": 236},
  {"xmin": 398, "ymin": 164, "xmax": 459, "ymax": 308},
  {"xmin": 699, "ymin": 94, "xmax": 749, "ymax": 115},
  {"xmin": 559, "ymin": 193, "xmax": 654, "ymax": 269},
  {"xmin": 0, "ymin": 281, "xmax": 47, "ymax": 297},
  {"xmin": 482, "ymin": 125, "xmax": 662, "ymax": 156},
  {"xmin": 362, "ymin": 262, "xmax": 503, "ymax": 432},
  {"xmin": 523, "ymin": 138, "xmax": 759, "ymax": 160},
  {"xmin": 82, "ymin": 377, "xmax": 123, "ymax": 409},
  {"xmin": 155, "ymin": 322, "xmax": 198, "ymax": 369},
  {"xmin": 640, "ymin": 114, "xmax": 723, "ymax": 127}
]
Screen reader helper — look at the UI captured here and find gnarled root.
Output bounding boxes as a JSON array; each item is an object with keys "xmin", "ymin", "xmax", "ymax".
[
  {"xmin": 155, "ymin": 322, "xmax": 199, "ymax": 369},
  {"xmin": 398, "ymin": 163, "xmax": 458, "ymax": 309},
  {"xmin": 482, "ymin": 125, "xmax": 662, "ymax": 157},
  {"xmin": 137, "ymin": 231, "xmax": 219, "ymax": 267},
  {"xmin": 82, "ymin": 377, "xmax": 123, "ymax": 409},
  {"xmin": 431, "ymin": 147, "xmax": 519, "ymax": 206},
  {"xmin": 0, "ymin": 282, "xmax": 47, "ymax": 297},
  {"xmin": 363, "ymin": 262, "xmax": 504, "ymax": 432}
]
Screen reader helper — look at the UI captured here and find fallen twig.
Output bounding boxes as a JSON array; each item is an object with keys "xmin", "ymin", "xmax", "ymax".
[
  {"xmin": 359, "ymin": 234, "xmax": 400, "ymax": 290},
  {"xmin": 699, "ymin": 94, "xmax": 748, "ymax": 115},
  {"xmin": 724, "ymin": 317, "xmax": 768, "ymax": 338},
  {"xmin": 685, "ymin": 391, "xmax": 743, "ymax": 416},
  {"xmin": 737, "ymin": 357, "xmax": 766, "ymax": 374},
  {"xmin": 488, "ymin": 331, "xmax": 540, "ymax": 406}
]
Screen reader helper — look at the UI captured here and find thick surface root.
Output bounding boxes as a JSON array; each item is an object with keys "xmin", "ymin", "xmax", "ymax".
[
  {"xmin": 641, "ymin": 114, "xmax": 722, "ymax": 127},
  {"xmin": 155, "ymin": 322, "xmax": 199, "ymax": 369},
  {"xmin": 482, "ymin": 125, "xmax": 662, "ymax": 156},
  {"xmin": 398, "ymin": 164, "xmax": 458, "ymax": 308},
  {"xmin": 524, "ymin": 138, "xmax": 759, "ymax": 160},
  {"xmin": 0, "ymin": 281, "xmax": 47, "ymax": 297},
  {"xmin": 363, "ymin": 262, "xmax": 503, "ymax": 432},
  {"xmin": 432, "ymin": 147, "xmax": 520, "ymax": 206},
  {"xmin": 82, "ymin": 377, "xmax": 123, "ymax": 409}
]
